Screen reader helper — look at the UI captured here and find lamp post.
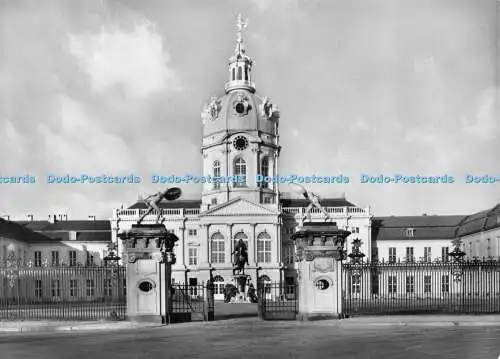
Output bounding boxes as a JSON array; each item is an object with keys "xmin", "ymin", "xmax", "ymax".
[
  {"xmin": 449, "ymin": 238, "xmax": 466, "ymax": 284},
  {"xmin": 162, "ymin": 232, "xmax": 178, "ymax": 324},
  {"xmin": 6, "ymin": 251, "xmax": 20, "ymax": 318},
  {"xmin": 103, "ymin": 242, "xmax": 121, "ymax": 320},
  {"xmin": 348, "ymin": 238, "xmax": 365, "ymax": 265}
]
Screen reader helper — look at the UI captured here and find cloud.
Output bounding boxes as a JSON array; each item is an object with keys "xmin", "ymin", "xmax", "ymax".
[
  {"xmin": 462, "ymin": 87, "xmax": 499, "ymax": 140},
  {"xmin": 413, "ymin": 55, "xmax": 436, "ymax": 74},
  {"xmin": 250, "ymin": 0, "xmax": 320, "ymax": 11},
  {"xmin": 0, "ymin": 117, "xmax": 28, "ymax": 168},
  {"xmin": 36, "ymin": 95, "xmax": 135, "ymax": 173},
  {"xmin": 68, "ymin": 20, "xmax": 181, "ymax": 99}
]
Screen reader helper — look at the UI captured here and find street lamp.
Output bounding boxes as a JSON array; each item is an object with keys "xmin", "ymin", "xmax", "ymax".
[
  {"xmin": 103, "ymin": 242, "xmax": 121, "ymax": 263},
  {"xmin": 449, "ymin": 238, "xmax": 466, "ymax": 283},
  {"xmin": 348, "ymin": 238, "xmax": 365, "ymax": 264},
  {"xmin": 449, "ymin": 238, "xmax": 466, "ymax": 263}
]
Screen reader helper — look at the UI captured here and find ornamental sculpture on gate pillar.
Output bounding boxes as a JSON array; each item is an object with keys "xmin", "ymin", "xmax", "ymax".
[
  {"xmin": 290, "ymin": 182, "xmax": 334, "ymax": 224},
  {"xmin": 137, "ymin": 187, "xmax": 182, "ymax": 224}
]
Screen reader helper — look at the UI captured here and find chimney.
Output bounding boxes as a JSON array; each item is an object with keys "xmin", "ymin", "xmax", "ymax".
[
  {"xmin": 2, "ymin": 215, "xmax": 10, "ymax": 221},
  {"xmin": 88, "ymin": 215, "xmax": 96, "ymax": 221},
  {"xmin": 48, "ymin": 214, "xmax": 57, "ymax": 223},
  {"xmin": 63, "ymin": 214, "xmax": 68, "ymax": 221},
  {"xmin": 27, "ymin": 214, "xmax": 34, "ymax": 221}
]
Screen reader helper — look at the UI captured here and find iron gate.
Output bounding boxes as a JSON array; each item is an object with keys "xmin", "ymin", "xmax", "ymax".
[
  {"xmin": 258, "ymin": 282, "xmax": 298, "ymax": 320},
  {"xmin": 170, "ymin": 283, "xmax": 214, "ymax": 322}
]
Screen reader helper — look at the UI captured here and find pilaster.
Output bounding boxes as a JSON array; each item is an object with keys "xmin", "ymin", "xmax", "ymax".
[
  {"xmin": 200, "ymin": 224, "xmax": 209, "ymax": 266},
  {"xmin": 249, "ymin": 223, "xmax": 257, "ymax": 266},
  {"xmin": 228, "ymin": 223, "xmax": 234, "ymax": 264}
]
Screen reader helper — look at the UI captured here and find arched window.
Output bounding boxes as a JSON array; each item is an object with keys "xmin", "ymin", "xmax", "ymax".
[
  {"xmin": 212, "ymin": 275, "xmax": 225, "ymax": 298},
  {"xmin": 213, "ymin": 160, "xmax": 221, "ymax": 190},
  {"xmin": 234, "ymin": 158, "xmax": 246, "ymax": 187},
  {"xmin": 257, "ymin": 232, "xmax": 272, "ymax": 263},
  {"xmin": 211, "ymin": 232, "xmax": 225, "ymax": 264},
  {"xmin": 213, "ymin": 275, "xmax": 224, "ymax": 282},
  {"xmin": 237, "ymin": 67, "xmax": 242, "ymax": 80},
  {"xmin": 261, "ymin": 157, "xmax": 269, "ymax": 189},
  {"xmin": 233, "ymin": 231, "xmax": 249, "ymax": 252}
]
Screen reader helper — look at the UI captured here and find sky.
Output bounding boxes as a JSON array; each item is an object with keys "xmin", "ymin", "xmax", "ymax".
[{"xmin": 0, "ymin": 0, "xmax": 499, "ymax": 220}]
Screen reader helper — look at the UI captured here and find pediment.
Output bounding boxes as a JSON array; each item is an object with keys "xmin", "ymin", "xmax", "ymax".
[{"xmin": 199, "ymin": 197, "xmax": 278, "ymax": 217}]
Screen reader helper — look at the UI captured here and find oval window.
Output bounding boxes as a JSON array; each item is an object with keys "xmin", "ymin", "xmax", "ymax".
[
  {"xmin": 235, "ymin": 102, "xmax": 245, "ymax": 114},
  {"xmin": 315, "ymin": 279, "xmax": 329, "ymax": 290},
  {"xmin": 138, "ymin": 281, "xmax": 154, "ymax": 292}
]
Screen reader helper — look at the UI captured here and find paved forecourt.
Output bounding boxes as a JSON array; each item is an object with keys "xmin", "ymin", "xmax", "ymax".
[{"xmin": 0, "ymin": 317, "xmax": 499, "ymax": 359}]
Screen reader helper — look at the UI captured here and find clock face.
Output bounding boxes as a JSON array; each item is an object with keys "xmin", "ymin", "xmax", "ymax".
[{"xmin": 233, "ymin": 136, "xmax": 249, "ymax": 151}]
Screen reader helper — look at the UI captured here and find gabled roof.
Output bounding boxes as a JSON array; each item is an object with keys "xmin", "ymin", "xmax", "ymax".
[
  {"xmin": 280, "ymin": 198, "xmax": 356, "ymax": 207},
  {"xmin": 372, "ymin": 216, "xmax": 466, "ymax": 241},
  {"xmin": 374, "ymin": 215, "xmax": 466, "ymax": 228},
  {"xmin": 16, "ymin": 220, "xmax": 111, "ymax": 231},
  {"xmin": 77, "ymin": 232, "xmax": 111, "ymax": 242},
  {"xmin": 128, "ymin": 200, "xmax": 202, "ymax": 209},
  {"xmin": 199, "ymin": 197, "xmax": 278, "ymax": 217},
  {"xmin": 0, "ymin": 219, "xmax": 54, "ymax": 243},
  {"xmin": 458, "ymin": 203, "xmax": 500, "ymax": 236}
]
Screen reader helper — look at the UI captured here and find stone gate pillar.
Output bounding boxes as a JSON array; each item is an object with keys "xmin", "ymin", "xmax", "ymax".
[
  {"xmin": 292, "ymin": 223, "xmax": 349, "ymax": 321},
  {"xmin": 118, "ymin": 224, "xmax": 177, "ymax": 323}
]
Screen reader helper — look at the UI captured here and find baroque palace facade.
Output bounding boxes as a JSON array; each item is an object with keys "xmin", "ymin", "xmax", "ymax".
[
  {"xmin": 111, "ymin": 27, "xmax": 372, "ymax": 299},
  {"xmin": 2, "ymin": 18, "xmax": 498, "ymax": 303},
  {"xmin": 109, "ymin": 22, "xmax": 500, "ymax": 300}
]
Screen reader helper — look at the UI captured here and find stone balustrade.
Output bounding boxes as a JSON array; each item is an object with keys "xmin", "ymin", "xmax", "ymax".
[
  {"xmin": 280, "ymin": 206, "xmax": 370, "ymax": 216},
  {"xmin": 115, "ymin": 206, "xmax": 370, "ymax": 221}
]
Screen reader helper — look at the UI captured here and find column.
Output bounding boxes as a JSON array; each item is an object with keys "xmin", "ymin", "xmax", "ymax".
[
  {"xmin": 249, "ymin": 223, "xmax": 257, "ymax": 266},
  {"xmin": 275, "ymin": 222, "xmax": 281, "ymax": 264},
  {"xmin": 255, "ymin": 148, "xmax": 261, "ymax": 196},
  {"xmin": 200, "ymin": 224, "xmax": 209, "ymax": 266},
  {"xmin": 206, "ymin": 224, "xmax": 211, "ymax": 264},
  {"xmin": 228, "ymin": 224, "xmax": 234, "ymax": 264},
  {"xmin": 176, "ymin": 222, "xmax": 186, "ymax": 268},
  {"xmin": 273, "ymin": 150, "xmax": 279, "ymax": 197}
]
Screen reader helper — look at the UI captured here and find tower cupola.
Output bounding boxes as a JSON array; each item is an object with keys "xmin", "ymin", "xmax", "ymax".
[{"xmin": 225, "ymin": 14, "xmax": 255, "ymax": 94}]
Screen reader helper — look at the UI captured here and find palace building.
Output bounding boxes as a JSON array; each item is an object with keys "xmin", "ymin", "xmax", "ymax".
[
  {"xmin": 111, "ymin": 19, "xmax": 372, "ymax": 299},
  {"xmin": 109, "ymin": 17, "xmax": 500, "ymax": 301},
  {"xmin": 0, "ymin": 17, "xmax": 497, "ymax": 304}
]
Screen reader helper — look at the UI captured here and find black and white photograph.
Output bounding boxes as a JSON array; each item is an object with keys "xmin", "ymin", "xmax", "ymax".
[{"xmin": 0, "ymin": 0, "xmax": 499, "ymax": 358}]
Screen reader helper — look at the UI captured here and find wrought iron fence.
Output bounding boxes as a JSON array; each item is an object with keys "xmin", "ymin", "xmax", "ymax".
[
  {"xmin": 342, "ymin": 259, "xmax": 500, "ymax": 316},
  {"xmin": 0, "ymin": 260, "xmax": 126, "ymax": 321},
  {"xmin": 258, "ymin": 282, "xmax": 297, "ymax": 320},
  {"xmin": 170, "ymin": 283, "xmax": 214, "ymax": 322}
]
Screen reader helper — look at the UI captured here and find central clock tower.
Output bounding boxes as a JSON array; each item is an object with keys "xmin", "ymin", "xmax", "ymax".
[{"xmin": 200, "ymin": 16, "xmax": 281, "ymax": 210}]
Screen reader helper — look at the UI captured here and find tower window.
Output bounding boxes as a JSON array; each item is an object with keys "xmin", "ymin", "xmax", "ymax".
[
  {"xmin": 245, "ymin": 68, "xmax": 248, "ymax": 81},
  {"xmin": 261, "ymin": 157, "xmax": 269, "ymax": 189},
  {"xmin": 213, "ymin": 160, "xmax": 221, "ymax": 190},
  {"xmin": 232, "ymin": 68, "xmax": 235, "ymax": 81},
  {"xmin": 234, "ymin": 158, "xmax": 247, "ymax": 187},
  {"xmin": 237, "ymin": 67, "xmax": 242, "ymax": 80}
]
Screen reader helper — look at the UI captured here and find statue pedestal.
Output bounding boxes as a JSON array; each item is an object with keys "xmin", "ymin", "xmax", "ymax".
[
  {"xmin": 292, "ymin": 222, "xmax": 349, "ymax": 321},
  {"xmin": 118, "ymin": 224, "xmax": 177, "ymax": 324},
  {"xmin": 231, "ymin": 274, "xmax": 250, "ymax": 303}
]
